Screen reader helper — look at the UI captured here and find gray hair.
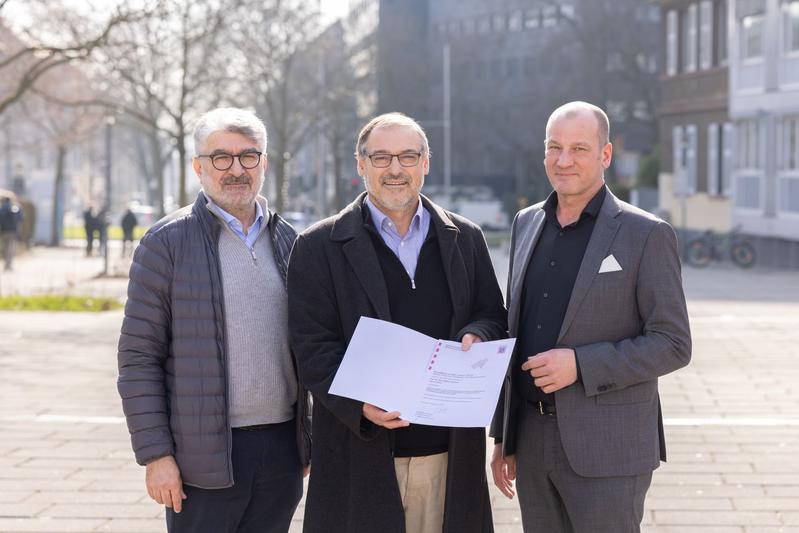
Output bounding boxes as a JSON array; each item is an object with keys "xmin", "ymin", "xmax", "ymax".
[
  {"xmin": 545, "ymin": 101, "xmax": 610, "ymax": 148},
  {"xmin": 355, "ymin": 112, "xmax": 430, "ymax": 157},
  {"xmin": 193, "ymin": 107, "xmax": 267, "ymax": 155}
]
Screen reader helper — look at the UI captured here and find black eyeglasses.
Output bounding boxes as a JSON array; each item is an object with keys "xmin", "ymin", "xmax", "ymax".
[
  {"xmin": 365, "ymin": 151, "xmax": 423, "ymax": 168},
  {"xmin": 197, "ymin": 151, "xmax": 263, "ymax": 171}
]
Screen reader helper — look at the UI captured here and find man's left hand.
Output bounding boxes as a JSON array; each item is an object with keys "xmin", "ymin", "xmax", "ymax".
[
  {"xmin": 461, "ymin": 333, "xmax": 482, "ymax": 351},
  {"xmin": 521, "ymin": 348, "xmax": 577, "ymax": 393}
]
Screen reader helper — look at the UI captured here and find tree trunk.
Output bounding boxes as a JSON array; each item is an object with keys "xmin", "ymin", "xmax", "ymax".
[
  {"xmin": 149, "ymin": 129, "xmax": 167, "ymax": 217},
  {"xmin": 272, "ymin": 155, "xmax": 286, "ymax": 213},
  {"xmin": 177, "ymin": 136, "xmax": 187, "ymax": 207},
  {"xmin": 50, "ymin": 145, "xmax": 67, "ymax": 247}
]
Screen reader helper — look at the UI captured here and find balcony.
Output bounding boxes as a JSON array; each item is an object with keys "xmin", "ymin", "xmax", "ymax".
[{"xmin": 659, "ymin": 67, "xmax": 729, "ymax": 116}]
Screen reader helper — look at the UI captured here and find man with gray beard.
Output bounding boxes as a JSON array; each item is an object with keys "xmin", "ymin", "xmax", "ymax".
[{"xmin": 118, "ymin": 107, "xmax": 311, "ymax": 533}]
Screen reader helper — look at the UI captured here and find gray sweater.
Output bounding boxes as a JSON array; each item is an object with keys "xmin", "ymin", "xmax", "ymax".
[{"xmin": 215, "ymin": 213, "xmax": 297, "ymax": 427}]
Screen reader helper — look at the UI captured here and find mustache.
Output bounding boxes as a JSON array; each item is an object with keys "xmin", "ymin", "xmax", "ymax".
[{"xmin": 221, "ymin": 175, "xmax": 251, "ymax": 185}]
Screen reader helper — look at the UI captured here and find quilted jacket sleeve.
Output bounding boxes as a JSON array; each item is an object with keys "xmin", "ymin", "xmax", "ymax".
[{"xmin": 117, "ymin": 228, "xmax": 175, "ymax": 466}]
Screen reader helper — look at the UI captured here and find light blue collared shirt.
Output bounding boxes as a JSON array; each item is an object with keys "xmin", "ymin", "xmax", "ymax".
[
  {"xmin": 205, "ymin": 195, "xmax": 265, "ymax": 249},
  {"xmin": 365, "ymin": 196, "xmax": 430, "ymax": 283}
]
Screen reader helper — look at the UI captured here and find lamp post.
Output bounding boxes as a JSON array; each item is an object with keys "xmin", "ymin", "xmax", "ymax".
[{"xmin": 103, "ymin": 115, "xmax": 115, "ymax": 276}]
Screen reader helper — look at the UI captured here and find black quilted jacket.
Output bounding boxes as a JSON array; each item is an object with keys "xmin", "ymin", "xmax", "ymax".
[{"xmin": 117, "ymin": 192, "xmax": 311, "ymax": 489}]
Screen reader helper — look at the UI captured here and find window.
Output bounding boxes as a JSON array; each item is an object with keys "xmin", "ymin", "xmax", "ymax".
[
  {"xmin": 475, "ymin": 60, "xmax": 486, "ymax": 80},
  {"xmin": 683, "ymin": 4, "xmax": 698, "ymax": 72},
  {"xmin": 741, "ymin": 14, "xmax": 764, "ymax": 60},
  {"xmin": 509, "ymin": 10, "xmax": 523, "ymax": 31},
  {"xmin": 447, "ymin": 20, "xmax": 460, "ymax": 37},
  {"xmin": 463, "ymin": 18, "xmax": 476, "ymax": 35},
  {"xmin": 667, "ymin": 10, "xmax": 678, "ymax": 75},
  {"xmin": 560, "ymin": 4, "xmax": 575, "ymax": 21},
  {"xmin": 525, "ymin": 9, "xmax": 540, "ymax": 29},
  {"xmin": 778, "ymin": 177, "xmax": 799, "ymax": 213},
  {"xmin": 490, "ymin": 58, "xmax": 502, "ymax": 78},
  {"xmin": 672, "ymin": 125, "xmax": 697, "ymax": 195},
  {"xmin": 477, "ymin": 17, "xmax": 491, "ymax": 34},
  {"xmin": 523, "ymin": 55, "xmax": 536, "ymax": 77},
  {"xmin": 737, "ymin": 119, "xmax": 760, "ymax": 169},
  {"xmin": 492, "ymin": 13, "xmax": 506, "ymax": 32},
  {"xmin": 606, "ymin": 52, "xmax": 624, "ymax": 72},
  {"xmin": 782, "ymin": 115, "xmax": 799, "ymax": 170},
  {"xmin": 506, "ymin": 57, "xmax": 518, "ymax": 78},
  {"xmin": 707, "ymin": 122, "xmax": 727, "ymax": 196},
  {"xmin": 699, "ymin": 0, "xmax": 713, "ymax": 69},
  {"xmin": 607, "ymin": 101, "xmax": 627, "ymax": 122},
  {"xmin": 715, "ymin": 0, "xmax": 728, "ymax": 65},
  {"xmin": 632, "ymin": 101, "xmax": 652, "ymax": 121},
  {"xmin": 784, "ymin": 1, "xmax": 799, "ymax": 53},
  {"xmin": 542, "ymin": 6, "xmax": 557, "ymax": 27}
]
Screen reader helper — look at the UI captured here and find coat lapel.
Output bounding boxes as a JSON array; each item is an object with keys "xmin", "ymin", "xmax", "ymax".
[
  {"xmin": 508, "ymin": 208, "xmax": 546, "ymax": 335},
  {"xmin": 557, "ymin": 192, "xmax": 622, "ymax": 342},
  {"xmin": 333, "ymin": 194, "xmax": 392, "ymax": 321}
]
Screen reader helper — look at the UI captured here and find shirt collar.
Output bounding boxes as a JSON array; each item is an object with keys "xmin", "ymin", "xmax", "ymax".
[
  {"xmin": 204, "ymin": 194, "xmax": 266, "ymax": 231},
  {"xmin": 543, "ymin": 184, "xmax": 606, "ymax": 223},
  {"xmin": 364, "ymin": 195, "xmax": 423, "ymax": 235}
]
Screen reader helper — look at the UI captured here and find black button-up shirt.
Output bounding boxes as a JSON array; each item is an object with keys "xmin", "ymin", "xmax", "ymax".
[{"xmin": 515, "ymin": 186, "xmax": 606, "ymax": 405}]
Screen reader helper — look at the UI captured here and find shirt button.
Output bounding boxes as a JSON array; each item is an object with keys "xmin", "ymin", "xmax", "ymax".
[
  {"xmin": 559, "ymin": 231, "xmax": 564, "ymax": 237},
  {"xmin": 400, "ymin": 241, "xmax": 405, "ymax": 246},
  {"xmin": 550, "ymin": 261, "xmax": 556, "ymax": 267}
]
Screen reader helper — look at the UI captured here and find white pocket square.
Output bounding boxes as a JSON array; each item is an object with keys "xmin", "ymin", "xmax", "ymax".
[{"xmin": 598, "ymin": 254, "xmax": 622, "ymax": 273}]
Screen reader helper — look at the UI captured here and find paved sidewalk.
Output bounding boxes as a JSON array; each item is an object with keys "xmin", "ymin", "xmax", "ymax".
[{"xmin": 0, "ymin": 245, "xmax": 798, "ymax": 532}]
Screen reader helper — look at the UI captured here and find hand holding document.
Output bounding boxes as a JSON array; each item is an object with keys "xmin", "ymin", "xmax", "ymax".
[{"xmin": 329, "ymin": 317, "xmax": 516, "ymax": 428}]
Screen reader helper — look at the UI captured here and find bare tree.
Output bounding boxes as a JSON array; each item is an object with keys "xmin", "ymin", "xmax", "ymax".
[
  {"xmin": 233, "ymin": 0, "xmax": 323, "ymax": 212},
  {"xmin": 20, "ymin": 65, "xmax": 104, "ymax": 245},
  {"xmin": 0, "ymin": 1, "xmax": 149, "ymax": 115}
]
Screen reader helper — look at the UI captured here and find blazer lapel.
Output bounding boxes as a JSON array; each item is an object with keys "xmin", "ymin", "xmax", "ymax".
[
  {"xmin": 557, "ymin": 193, "xmax": 622, "ymax": 342},
  {"xmin": 508, "ymin": 209, "xmax": 546, "ymax": 335}
]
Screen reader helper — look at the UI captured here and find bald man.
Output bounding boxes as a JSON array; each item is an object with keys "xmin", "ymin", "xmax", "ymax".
[{"xmin": 490, "ymin": 101, "xmax": 691, "ymax": 532}]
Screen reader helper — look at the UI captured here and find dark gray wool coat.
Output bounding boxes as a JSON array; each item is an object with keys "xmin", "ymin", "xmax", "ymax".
[
  {"xmin": 118, "ymin": 192, "xmax": 311, "ymax": 489},
  {"xmin": 288, "ymin": 193, "xmax": 507, "ymax": 533}
]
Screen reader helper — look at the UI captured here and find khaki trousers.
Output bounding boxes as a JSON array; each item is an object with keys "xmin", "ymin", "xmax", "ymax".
[{"xmin": 394, "ymin": 452, "xmax": 448, "ymax": 533}]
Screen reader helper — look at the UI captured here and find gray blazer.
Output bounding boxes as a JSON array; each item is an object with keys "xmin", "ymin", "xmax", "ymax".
[{"xmin": 490, "ymin": 189, "xmax": 691, "ymax": 477}]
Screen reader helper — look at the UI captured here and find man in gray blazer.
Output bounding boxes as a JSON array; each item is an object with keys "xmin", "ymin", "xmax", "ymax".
[{"xmin": 489, "ymin": 101, "xmax": 691, "ymax": 532}]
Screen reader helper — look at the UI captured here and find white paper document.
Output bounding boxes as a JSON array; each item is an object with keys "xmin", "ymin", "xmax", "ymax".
[{"xmin": 329, "ymin": 316, "xmax": 516, "ymax": 428}]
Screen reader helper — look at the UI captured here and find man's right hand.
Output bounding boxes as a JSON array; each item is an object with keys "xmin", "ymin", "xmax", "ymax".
[
  {"xmin": 490, "ymin": 443, "xmax": 517, "ymax": 499},
  {"xmin": 145, "ymin": 455, "xmax": 187, "ymax": 513},
  {"xmin": 362, "ymin": 403, "xmax": 410, "ymax": 429}
]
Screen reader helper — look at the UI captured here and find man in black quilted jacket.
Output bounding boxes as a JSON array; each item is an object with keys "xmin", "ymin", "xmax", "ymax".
[{"xmin": 118, "ymin": 107, "xmax": 311, "ymax": 533}]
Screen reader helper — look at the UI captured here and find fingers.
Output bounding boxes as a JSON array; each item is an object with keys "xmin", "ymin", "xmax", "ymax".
[
  {"xmin": 490, "ymin": 458, "xmax": 515, "ymax": 499},
  {"xmin": 521, "ymin": 354, "xmax": 547, "ymax": 371},
  {"xmin": 461, "ymin": 333, "xmax": 482, "ymax": 351},
  {"xmin": 506, "ymin": 455, "xmax": 517, "ymax": 481},
  {"xmin": 363, "ymin": 404, "xmax": 410, "ymax": 429}
]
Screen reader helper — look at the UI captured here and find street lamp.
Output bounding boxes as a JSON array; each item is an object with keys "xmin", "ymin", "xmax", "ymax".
[{"xmin": 102, "ymin": 115, "xmax": 115, "ymax": 276}]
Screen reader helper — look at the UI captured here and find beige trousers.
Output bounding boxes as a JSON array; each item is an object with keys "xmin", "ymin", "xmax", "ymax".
[{"xmin": 394, "ymin": 452, "xmax": 448, "ymax": 533}]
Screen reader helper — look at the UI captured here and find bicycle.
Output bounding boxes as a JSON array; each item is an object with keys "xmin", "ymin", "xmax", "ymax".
[{"xmin": 684, "ymin": 227, "xmax": 756, "ymax": 268}]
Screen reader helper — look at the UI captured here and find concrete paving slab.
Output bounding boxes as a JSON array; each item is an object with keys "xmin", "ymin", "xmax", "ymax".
[{"xmin": 0, "ymin": 245, "xmax": 797, "ymax": 531}]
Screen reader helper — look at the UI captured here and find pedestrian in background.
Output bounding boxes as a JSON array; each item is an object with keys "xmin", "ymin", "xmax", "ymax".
[
  {"xmin": 120, "ymin": 207, "xmax": 138, "ymax": 257},
  {"xmin": 0, "ymin": 196, "xmax": 23, "ymax": 271},
  {"xmin": 83, "ymin": 207, "xmax": 97, "ymax": 256}
]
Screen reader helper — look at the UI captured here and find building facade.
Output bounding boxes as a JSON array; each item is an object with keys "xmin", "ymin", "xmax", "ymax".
[
  {"xmin": 728, "ymin": 0, "xmax": 799, "ymax": 250},
  {"xmin": 657, "ymin": 0, "xmax": 732, "ymax": 233},
  {"xmin": 377, "ymin": 0, "xmax": 661, "ymax": 210}
]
